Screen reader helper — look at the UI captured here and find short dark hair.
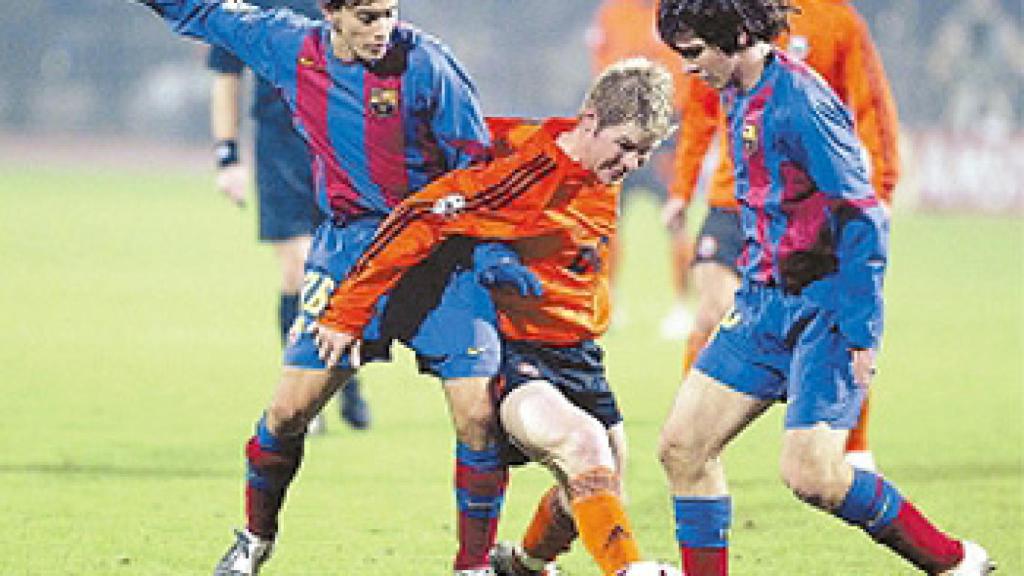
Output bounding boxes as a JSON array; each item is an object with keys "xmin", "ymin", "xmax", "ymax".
[{"xmin": 657, "ymin": 0, "xmax": 797, "ymax": 54}]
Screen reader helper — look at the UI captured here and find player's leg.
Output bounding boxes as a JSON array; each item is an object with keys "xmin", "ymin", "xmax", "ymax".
[
  {"xmin": 660, "ymin": 224, "xmax": 696, "ymax": 339},
  {"xmin": 272, "ymin": 234, "xmax": 370, "ymax": 431},
  {"xmin": 500, "ymin": 381, "xmax": 640, "ymax": 576},
  {"xmin": 843, "ymin": 391, "xmax": 875, "ymax": 470},
  {"xmin": 216, "ymin": 218, "xmax": 377, "ymax": 575},
  {"xmin": 394, "ymin": 252, "xmax": 508, "ymax": 575},
  {"xmin": 493, "ymin": 422, "xmax": 626, "ymax": 576},
  {"xmin": 272, "ymin": 235, "xmax": 311, "ymax": 343},
  {"xmin": 782, "ymin": 309, "xmax": 990, "ymax": 574},
  {"xmin": 658, "ymin": 370, "xmax": 771, "ymax": 576},
  {"xmin": 682, "ymin": 208, "xmax": 743, "ymax": 374},
  {"xmin": 216, "ymin": 365, "xmax": 354, "ymax": 575},
  {"xmin": 781, "ymin": 424, "xmax": 990, "ymax": 574},
  {"xmin": 443, "ymin": 376, "xmax": 509, "ymax": 574},
  {"xmin": 684, "ymin": 261, "xmax": 740, "ymax": 374}
]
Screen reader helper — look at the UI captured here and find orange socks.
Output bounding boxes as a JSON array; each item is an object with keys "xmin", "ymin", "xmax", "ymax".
[
  {"xmin": 845, "ymin": 392, "xmax": 872, "ymax": 453},
  {"xmin": 568, "ymin": 468, "xmax": 641, "ymax": 575},
  {"xmin": 522, "ymin": 486, "xmax": 578, "ymax": 562}
]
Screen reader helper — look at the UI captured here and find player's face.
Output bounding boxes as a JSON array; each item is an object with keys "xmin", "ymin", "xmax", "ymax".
[
  {"xmin": 579, "ymin": 116, "xmax": 657, "ymax": 185},
  {"xmin": 324, "ymin": 0, "xmax": 399, "ymax": 62},
  {"xmin": 671, "ymin": 35, "xmax": 737, "ymax": 90}
]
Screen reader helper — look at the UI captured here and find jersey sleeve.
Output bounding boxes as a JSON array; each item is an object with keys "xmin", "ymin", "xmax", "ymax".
[
  {"xmin": 787, "ymin": 92, "xmax": 889, "ymax": 350},
  {"xmin": 140, "ymin": 0, "xmax": 312, "ymax": 91},
  {"xmin": 425, "ymin": 45, "xmax": 491, "ymax": 169},
  {"xmin": 839, "ymin": 9, "xmax": 901, "ymax": 204},
  {"xmin": 317, "ymin": 149, "xmax": 564, "ymax": 333},
  {"xmin": 670, "ymin": 75, "xmax": 721, "ymax": 202}
]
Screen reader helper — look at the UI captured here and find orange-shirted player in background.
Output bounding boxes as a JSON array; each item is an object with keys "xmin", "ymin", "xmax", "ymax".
[
  {"xmin": 587, "ymin": 0, "xmax": 696, "ymax": 339},
  {"xmin": 663, "ymin": 0, "xmax": 901, "ymax": 471},
  {"xmin": 313, "ymin": 58, "xmax": 677, "ymax": 576}
]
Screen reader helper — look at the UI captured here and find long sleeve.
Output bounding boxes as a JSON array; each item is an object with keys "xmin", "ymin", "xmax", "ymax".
[
  {"xmin": 318, "ymin": 147, "xmax": 567, "ymax": 333},
  {"xmin": 138, "ymin": 0, "xmax": 313, "ymax": 94},
  {"xmin": 840, "ymin": 10, "xmax": 901, "ymax": 205},
  {"xmin": 790, "ymin": 95, "xmax": 889, "ymax": 349},
  {"xmin": 670, "ymin": 75, "xmax": 721, "ymax": 202}
]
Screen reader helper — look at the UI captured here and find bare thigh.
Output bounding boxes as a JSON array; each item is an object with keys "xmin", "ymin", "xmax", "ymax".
[{"xmin": 500, "ymin": 381, "xmax": 616, "ymax": 482}]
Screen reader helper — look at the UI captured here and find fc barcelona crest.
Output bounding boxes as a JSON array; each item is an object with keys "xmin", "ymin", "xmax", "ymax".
[
  {"xmin": 742, "ymin": 123, "xmax": 758, "ymax": 154},
  {"xmin": 369, "ymin": 87, "xmax": 399, "ymax": 117}
]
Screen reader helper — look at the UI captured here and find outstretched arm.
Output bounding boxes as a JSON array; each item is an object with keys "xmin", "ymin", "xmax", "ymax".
[
  {"xmin": 134, "ymin": 0, "xmax": 314, "ymax": 92},
  {"xmin": 316, "ymin": 150, "xmax": 564, "ymax": 336}
]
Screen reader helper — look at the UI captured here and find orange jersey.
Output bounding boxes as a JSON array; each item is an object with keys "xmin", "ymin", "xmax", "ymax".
[
  {"xmin": 586, "ymin": 0, "xmax": 686, "ymax": 110},
  {"xmin": 320, "ymin": 118, "xmax": 618, "ymax": 345},
  {"xmin": 672, "ymin": 0, "xmax": 900, "ymax": 207}
]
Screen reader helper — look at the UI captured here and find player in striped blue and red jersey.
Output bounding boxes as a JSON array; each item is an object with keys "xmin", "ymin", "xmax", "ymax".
[
  {"xmin": 655, "ymin": 1, "xmax": 993, "ymax": 575},
  {"xmin": 137, "ymin": 1, "xmax": 517, "ymax": 574},
  {"xmin": 206, "ymin": 0, "xmax": 370, "ymax": 434}
]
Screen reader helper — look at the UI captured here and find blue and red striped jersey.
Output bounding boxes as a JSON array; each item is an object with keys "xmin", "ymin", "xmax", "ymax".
[
  {"xmin": 149, "ymin": 0, "xmax": 489, "ymax": 219},
  {"xmin": 725, "ymin": 49, "xmax": 889, "ymax": 349}
]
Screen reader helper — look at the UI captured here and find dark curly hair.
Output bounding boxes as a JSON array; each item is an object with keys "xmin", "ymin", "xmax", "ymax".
[{"xmin": 657, "ymin": 0, "xmax": 798, "ymax": 54}]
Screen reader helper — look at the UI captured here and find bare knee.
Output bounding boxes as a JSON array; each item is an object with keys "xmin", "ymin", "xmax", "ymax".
[
  {"xmin": 266, "ymin": 399, "xmax": 313, "ymax": 437},
  {"xmin": 658, "ymin": 429, "xmax": 717, "ymax": 486},
  {"xmin": 780, "ymin": 450, "xmax": 849, "ymax": 509},
  {"xmin": 448, "ymin": 380, "xmax": 497, "ymax": 449},
  {"xmin": 557, "ymin": 420, "xmax": 615, "ymax": 475}
]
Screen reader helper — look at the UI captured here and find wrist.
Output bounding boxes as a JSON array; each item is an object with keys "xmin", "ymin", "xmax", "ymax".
[{"xmin": 215, "ymin": 139, "xmax": 239, "ymax": 168}]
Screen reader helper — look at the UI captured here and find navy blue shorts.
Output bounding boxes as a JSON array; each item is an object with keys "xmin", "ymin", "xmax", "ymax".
[
  {"xmin": 495, "ymin": 339, "xmax": 623, "ymax": 465},
  {"xmin": 254, "ymin": 116, "xmax": 323, "ymax": 242},
  {"xmin": 694, "ymin": 279, "xmax": 866, "ymax": 429},
  {"xmin": 283, "ymin": 218, "xmax": 501, "ymax": 380},
  {"xmin": 694, "ymin": 207, "xmax": 744, "ymax": 273}
]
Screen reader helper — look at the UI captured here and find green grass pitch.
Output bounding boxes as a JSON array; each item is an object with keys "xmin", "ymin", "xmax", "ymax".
[{"xmin": 0, "ymin": 164, "xmax": 1020, "ymax": 575}]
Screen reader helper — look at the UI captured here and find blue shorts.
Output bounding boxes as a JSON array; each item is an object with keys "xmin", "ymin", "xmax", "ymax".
[
  {"xmin": 254, "ymin": 115, "xmax": 323, "ymax": 242},
  {"xmin": 694, "ymin": 279, "xmax": 865, "ymax": 429},
  {"xmin": 495, "ymin": 339, "xmax": 623, "ymax": 465},
  {"xmin": 694, "ymin": 207, "xmax": 743, "ymax": 273},
  {"xmin": 283, "ymin": 217, "xmax": 501, "ymax": 380}
]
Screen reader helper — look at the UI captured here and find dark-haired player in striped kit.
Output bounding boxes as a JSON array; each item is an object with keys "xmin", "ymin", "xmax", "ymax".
[
  {"xmin": 655, "ymin": 1, "xmax": 993, "ymax": 574},
  {"xmin": 136, "ymin": 1, "xmax": 526, "ymax": 574},
  {"xmin": 206, "ymin": 0, "xmax": 370, "ymax": 434}
]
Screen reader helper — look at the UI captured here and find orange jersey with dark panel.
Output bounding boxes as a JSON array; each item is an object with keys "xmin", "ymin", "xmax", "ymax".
[
  {"xmin": 319, "ymin": 118, "xmax": 618, "ymax": 345},
  {"xmin": 671, "ymin": 0, "xmax": 900, "ymax": 208}
]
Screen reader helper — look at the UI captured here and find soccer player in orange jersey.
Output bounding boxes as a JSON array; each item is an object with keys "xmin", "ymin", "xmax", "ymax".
[
  {"xmin": 663, "ymin": 0, "xmax": 901, "ymax": 471},
  {"xmin": 587, "ymin": 0, "xmax": 696, "ymax": 338},
  {"xmin": 313, "ymin": 59, "xmax": 677, "ymax": 576}
]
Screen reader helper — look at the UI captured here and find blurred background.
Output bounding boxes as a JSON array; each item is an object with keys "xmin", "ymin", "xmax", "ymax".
[
  {"xmin": 0, "ymin": 0, "xmax": 1021, "ymax": 212},
  {"xmin": 0, "ymin": 3, "xmax": 1021, "ymax": 572}
]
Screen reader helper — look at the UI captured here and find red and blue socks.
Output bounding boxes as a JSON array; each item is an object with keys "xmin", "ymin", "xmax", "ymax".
[
  {"xmin": 453, "ymin": 442, "xmax": 508, "ymax": 571},
  {"xmin": 835, "ymin": 468, "xmax": 963, "ymax": 572},
  {"xmin": 245, "ymin": 415, "xmax": 304, "ymax": 539},
  {"xmin": 673, "ymin": 495, "xmax": 731, "ymax": 576}
]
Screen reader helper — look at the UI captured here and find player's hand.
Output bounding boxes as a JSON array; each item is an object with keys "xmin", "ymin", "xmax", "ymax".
[
  {"xmin": 311, "ymin": 323, "xmax": 362, "ymax": 368},
  {"xmin": 849, "ymin": 348, "xmax": 877, "ymax": 387},
  {"xmin": 215, "ymin": 163, "xmax": 249, "ymax": 207},
  {"xmin": 478, "ymin": 260, "xmax": 544, "ymax": 297},
  {"xmin": 662, "ymin": 196, "xmax": 687, "ymax": 233}
]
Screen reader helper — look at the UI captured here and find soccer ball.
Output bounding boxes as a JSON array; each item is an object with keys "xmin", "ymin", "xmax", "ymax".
[{"xmin": 615, "ymin": 561, "xmax": 684, "ymax": 576}]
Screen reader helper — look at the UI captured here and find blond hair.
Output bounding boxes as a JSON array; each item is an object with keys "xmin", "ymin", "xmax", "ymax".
[{"xmin": 583, "ymin": 57, "xmax": 675, "ymax": 140}]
